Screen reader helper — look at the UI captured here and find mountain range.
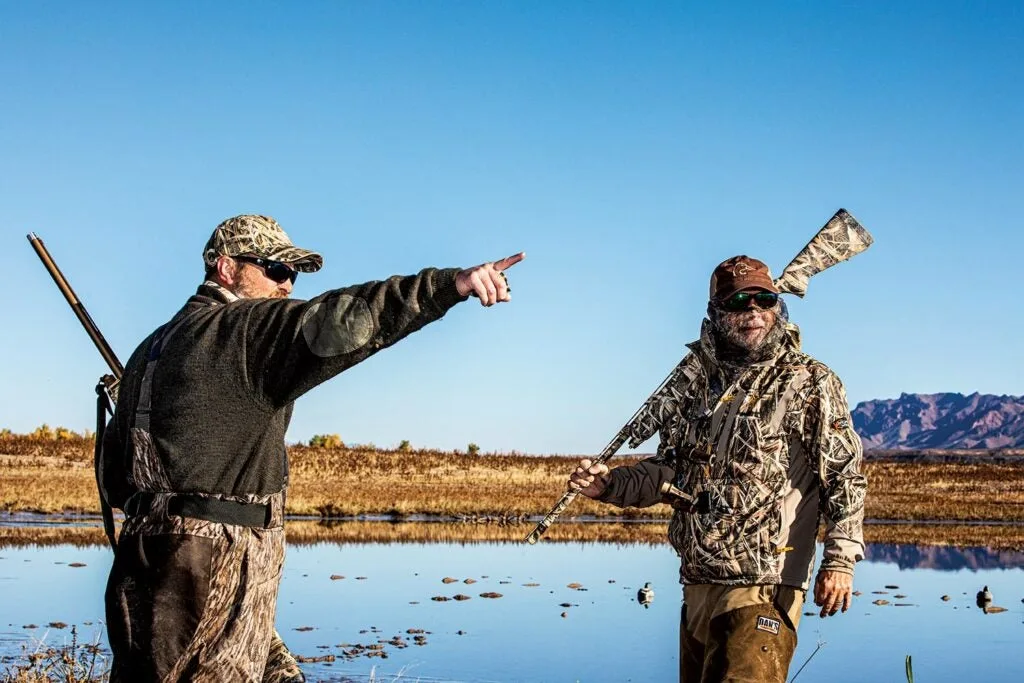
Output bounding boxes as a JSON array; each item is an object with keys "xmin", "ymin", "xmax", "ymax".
[{"xmin": 852, "ymin": 392, "xmax": 1024, "ymax": 449}]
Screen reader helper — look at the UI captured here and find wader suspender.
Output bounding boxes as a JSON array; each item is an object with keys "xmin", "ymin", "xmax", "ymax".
[
  {"xmin": 134, "ymin": 313, "xmax": 193, "ymax": 434},
  {"xmin": 95, "ymin": 311, "xmax": 197, "ymax": 552}
]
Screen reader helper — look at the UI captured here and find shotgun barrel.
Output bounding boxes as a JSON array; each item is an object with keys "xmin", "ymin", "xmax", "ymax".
[{"xmin": 27, "ymin": 232, "xmax": 124, "ymax": 379}]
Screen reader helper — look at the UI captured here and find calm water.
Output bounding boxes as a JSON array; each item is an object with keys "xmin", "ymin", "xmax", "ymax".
[{"xmin": 1, "ymin": 535, "xmax": 1022, "ymax": 682}]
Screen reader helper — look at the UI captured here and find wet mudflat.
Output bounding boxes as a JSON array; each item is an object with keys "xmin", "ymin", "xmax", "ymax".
[{"xmin": 2, "ymin": 531, "xmax": 1023, "ymax": 682}]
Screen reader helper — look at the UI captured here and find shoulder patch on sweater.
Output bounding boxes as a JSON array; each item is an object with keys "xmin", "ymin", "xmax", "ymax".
[{"xmin": 301, "ymin": 296, "xmax": 374, "ymax": 357}]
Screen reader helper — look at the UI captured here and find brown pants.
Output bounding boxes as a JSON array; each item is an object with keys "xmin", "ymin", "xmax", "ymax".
[
  {"xmin": 680, "ymin": 586, "xmax": 800, "ymax": 683},
  {"xmin": 106, "ymin": 527, "xmax": 292, "ymax": 683}
]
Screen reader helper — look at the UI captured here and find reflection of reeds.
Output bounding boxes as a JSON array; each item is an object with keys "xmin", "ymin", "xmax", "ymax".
[
  {"xmin": 3, "ymin": 520, "xmax": 1024, "ymax": 550},
  {"xmin": 2, "ymin": 433, "xmax": 1023, "ymax": 524}
]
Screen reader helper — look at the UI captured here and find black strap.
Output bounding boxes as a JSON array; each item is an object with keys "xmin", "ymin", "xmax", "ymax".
[
  {"xmin": 94, "ymin": 381, "xmax": 118, "ymax": 551},
  {"xmin": 124, "ymin": 491, "xmax": 272, "ymax": 529}
]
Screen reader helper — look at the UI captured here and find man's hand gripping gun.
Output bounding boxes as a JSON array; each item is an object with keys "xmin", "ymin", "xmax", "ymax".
[{"xmin": 524, "ymin": 208, "xmax": 874, "ymax": 544}]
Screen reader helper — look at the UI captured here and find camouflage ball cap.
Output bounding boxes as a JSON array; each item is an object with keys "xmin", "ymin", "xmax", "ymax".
[
  {"xmin": 203, "ymin": 215, "xmax": 324, "ymax": 273},
  {"xmin": 709, "ymin": 255, "xmax": 779, "ymax": 300}
]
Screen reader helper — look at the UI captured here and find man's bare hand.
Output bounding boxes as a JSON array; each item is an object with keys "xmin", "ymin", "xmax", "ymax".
[
  {"xmin": 567, "ymin": 458, "xmax": 610, "ymax": 499},
  {"xmin": 456, "ymin": 252, "xmax": 525, "ymax": 306},
  {"xmin": 813, "ymin": 570, "xmax": 853, "ymax": 618}
]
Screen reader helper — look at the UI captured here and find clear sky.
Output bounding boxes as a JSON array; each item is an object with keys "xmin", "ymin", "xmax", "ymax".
[{"xmin": 2, "ymin": 1, "xmax": 1021, "ymax": 454}]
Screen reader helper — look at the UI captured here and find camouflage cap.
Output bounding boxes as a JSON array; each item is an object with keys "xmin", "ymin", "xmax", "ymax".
[
  {"xmin": 709, "ymin": 255, "xmax": 779, "ymax": 300},
  {"xmin": 203, "ymin": 215, "xmax": 323, "ymax": 273}
]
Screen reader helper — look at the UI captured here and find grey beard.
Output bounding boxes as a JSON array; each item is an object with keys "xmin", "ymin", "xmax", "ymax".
[{"xmin": 708, "ymin": 306, "xmax": 786, "ymax": 366}]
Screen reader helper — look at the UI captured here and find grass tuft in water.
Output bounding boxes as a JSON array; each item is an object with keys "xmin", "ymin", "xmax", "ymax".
[{"xmin": 2, "ymin": 626, "xmax": 109, "ymax": 683}]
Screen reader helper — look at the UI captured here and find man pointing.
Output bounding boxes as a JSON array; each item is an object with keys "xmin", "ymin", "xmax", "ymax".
[{"xmin": 100, "ymin": 214, "xmax": 523, "ymax": 682}]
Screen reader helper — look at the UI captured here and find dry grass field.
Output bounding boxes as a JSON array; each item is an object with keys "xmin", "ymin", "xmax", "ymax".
[{"xmin": 2, "ymin": 430, "xmax": 1023, "ymax": 528}]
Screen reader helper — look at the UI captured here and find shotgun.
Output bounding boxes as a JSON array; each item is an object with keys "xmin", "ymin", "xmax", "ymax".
[{"xmin": 28, "ymin": 232, "xmax": 121, "ymax": 547}]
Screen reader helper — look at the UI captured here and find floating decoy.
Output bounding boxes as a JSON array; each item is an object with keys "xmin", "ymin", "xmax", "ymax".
[
  {"xmin": 976, "ymin": 585, "xmax": 992, "ymax": 610},
  {"xmin": 637, "ymin": 582, "xmax": 655, "ymax": 609}
]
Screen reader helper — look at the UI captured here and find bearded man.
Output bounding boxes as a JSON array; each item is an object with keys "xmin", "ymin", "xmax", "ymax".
[
  {"xmin": 100, "ymin": 214, "xmax": 523, "ymax": 682},
  {"xmin": 568, "ymin": 255, "xmax": 867, "ymax": 683}
]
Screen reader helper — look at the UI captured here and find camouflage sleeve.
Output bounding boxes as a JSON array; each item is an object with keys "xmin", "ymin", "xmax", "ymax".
[
  {"xmin": 246, "ymin": 267, "xmax": 466, "ymax": 405},
  {"xmin": 804, "ymin": 368, "xmax": 867, "ymax": 575}
]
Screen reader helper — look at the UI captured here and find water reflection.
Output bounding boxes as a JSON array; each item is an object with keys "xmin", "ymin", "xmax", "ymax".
[
  {"xmin": 1, "ymin": 526, "xmax": 1023, "ymax": 682},
  {"xmin": 867, "ymin": 543, "xmax": 1024, "ymax": 570},
  {"xmin": 3, "ymin": 516, "xmax": 1024, "ymax": 551}
]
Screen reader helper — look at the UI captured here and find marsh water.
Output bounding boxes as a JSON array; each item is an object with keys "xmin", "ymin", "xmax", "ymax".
[{"xmin": 1, "ymin": 525, "xmax": 1023, "ymax": 682}]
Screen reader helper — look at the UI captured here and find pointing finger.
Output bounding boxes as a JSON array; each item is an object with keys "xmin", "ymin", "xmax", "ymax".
[{"xmin": 494, "ymin": 252, "xmax": 525, "ymax": 272}]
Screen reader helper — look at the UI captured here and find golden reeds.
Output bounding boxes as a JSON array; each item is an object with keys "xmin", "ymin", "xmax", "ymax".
[{"xmin": 2, "ymin": 432, "xmax": 1024, "ymax": 525}]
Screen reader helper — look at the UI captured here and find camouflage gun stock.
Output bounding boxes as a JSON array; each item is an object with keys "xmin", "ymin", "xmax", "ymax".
[
  {"xmin": 773, "ymin": 209, "xmax": 873, "ymax": 297},
  {"xmin": 524, "ymin": 208, "xmax": 874, "ymax": 544}
]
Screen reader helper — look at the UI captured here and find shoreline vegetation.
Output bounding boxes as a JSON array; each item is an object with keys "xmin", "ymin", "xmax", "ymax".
[
  {"xmin": 2, "ymin": 428, "xmax": 1024, "ymax": 547},
  {"xmin": 3, "ymin": 520, "xmax": 1024, "ymax": 550}
]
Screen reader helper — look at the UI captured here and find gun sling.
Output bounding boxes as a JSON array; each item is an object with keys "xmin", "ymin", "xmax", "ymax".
[{"xmin": 123, "ymin": 491, "xmax": 273, "ymax": 528}]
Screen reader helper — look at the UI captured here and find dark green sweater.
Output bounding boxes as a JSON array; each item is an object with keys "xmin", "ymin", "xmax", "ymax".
[{"xmin": 102, "ymin": 268, "xmax": 464, "ymax": 504}]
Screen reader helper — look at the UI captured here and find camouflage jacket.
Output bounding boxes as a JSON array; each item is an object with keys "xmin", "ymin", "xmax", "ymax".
[{"xmin": 599, "ymin": 320, "xmax": 867, "ymax": 589}]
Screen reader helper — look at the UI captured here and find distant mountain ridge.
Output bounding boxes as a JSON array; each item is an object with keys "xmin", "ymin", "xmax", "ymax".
[{"xmin": 852, "ymin": 392, "xmax": 1024, "ymax": 449}]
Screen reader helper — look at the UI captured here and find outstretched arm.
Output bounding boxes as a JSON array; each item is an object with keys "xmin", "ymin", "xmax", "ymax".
[{"xmin": 248, "ymin": 253, "xmax": 524, "ymax": 405}]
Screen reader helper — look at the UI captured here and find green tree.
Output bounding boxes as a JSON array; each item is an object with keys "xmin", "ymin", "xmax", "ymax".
[
  {"xmin": 467, "ymin": 443, "xmax": 480, "ymax": 456},
  {"xmin": 309, "ymin": 433, "xmax": 344, "ymax": 448},
  {"xmin": 31, "ymin": 424, "xmax": 55, "ymax": 440}
]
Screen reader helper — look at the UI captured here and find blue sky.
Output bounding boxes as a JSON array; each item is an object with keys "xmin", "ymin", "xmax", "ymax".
[{"xmin": 2, "ymin": 1, "xmax": 1022, "ymax": 454}]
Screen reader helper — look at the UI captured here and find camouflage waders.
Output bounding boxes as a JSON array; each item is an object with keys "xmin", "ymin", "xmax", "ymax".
[
  {"xmin": 105, "ymin": 493, "xmax": 302, "ymax": 682},
  {"xmin": 104, "ymin": 311, "xmax": 303, "ymax": 683}
]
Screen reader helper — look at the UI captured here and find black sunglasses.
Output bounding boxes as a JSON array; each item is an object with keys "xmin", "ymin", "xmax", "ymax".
[
  {"xmin": 718, "ymin": 291, "xmax": 779, "ymax": 312},
  {"xmin": 234, "ymin": 255, "xmax": 298, "ymax": 284}
]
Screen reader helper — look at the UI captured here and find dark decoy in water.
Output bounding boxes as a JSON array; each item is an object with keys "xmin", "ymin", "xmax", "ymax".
[
  {"xmin": 976, "ymin": 585, "xmax": 993, "ymax": 611},
  {"xmin": 637, "ymin": 582, "xmax": 655, "ymax": 609}
]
